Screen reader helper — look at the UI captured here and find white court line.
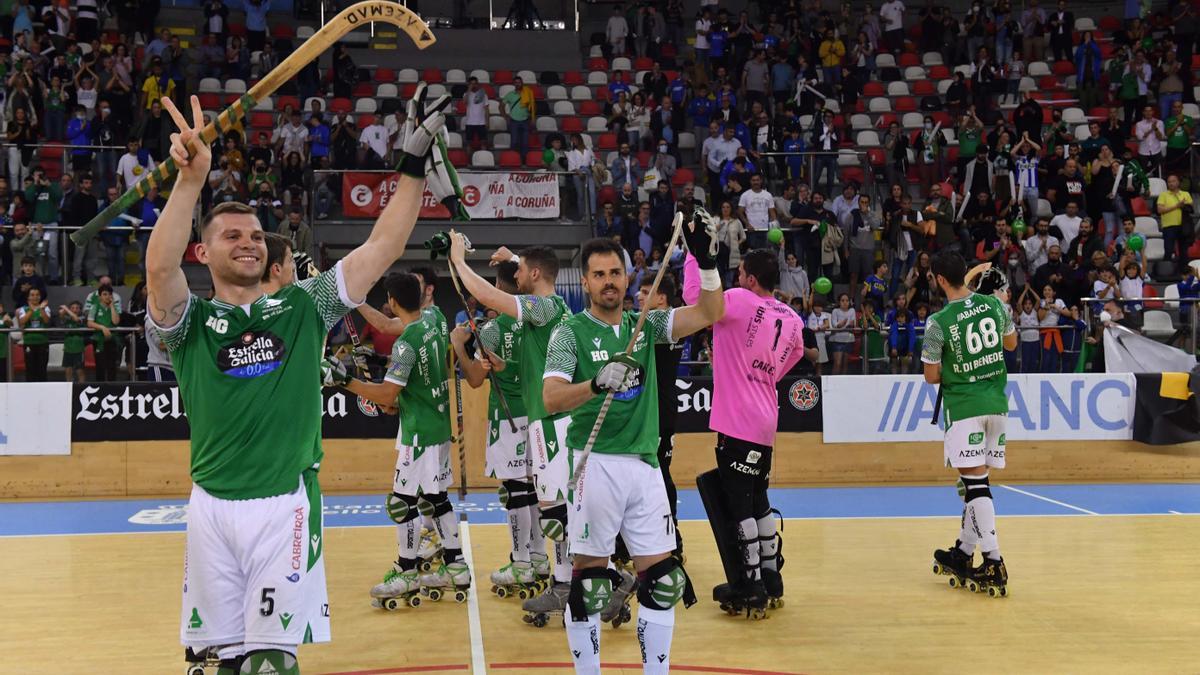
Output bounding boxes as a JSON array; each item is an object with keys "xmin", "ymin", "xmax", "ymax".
[
  {"xmin": 1170, "ymin": 510, "xmax": 1184, "ymax": 515},
  {"xmin": 458, "ymin": 521, "xmax": 487, "ymax": 675},
  {"xmin": 999, "ymin": 484, "xmax": 1099, "ymax": 515}
]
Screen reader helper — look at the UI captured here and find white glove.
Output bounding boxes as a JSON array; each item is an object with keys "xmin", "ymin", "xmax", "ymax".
[
  {"xmin": 426, "ymin": 134, "xmax": 468, "ymax": 220},
  {"xmin": 590, "ymin": 353, "xmax": 640, "ymax": 394},
  {"xmin": 320, "ymin": 357, "xmax": 351, "ymax": 388},
  {"xmin": 397, "ymin": 82, "xmax": 452, "ymax": 177}
]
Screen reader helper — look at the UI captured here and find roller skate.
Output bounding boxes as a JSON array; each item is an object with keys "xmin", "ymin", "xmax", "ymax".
[
  {"xmin": 184, "ymin": 647, "xmax": 219, "ymax": 675},
  {"xmin": 490, "ymin": 560, "xmax": 547, "ymax": 600},
  {"xmin": 932, "ymin": 541, "xmax": 976, "ymax": 591},
  {"xmin": 419, "ymin": 559, "xmax": 472, "ymax": 603},
  {"xmin": 599, "ymin": 567, "xmax": 638, "ymax": 628},
  {"xmin": 530, "ymin": 551, "xmax": 551, "ymax": 580},
  {"xmin": 761, "ymin": 568, "xmax": 784, "ymax": 610},
  {"xmin": 417, "ymin": 527, "xmax": 444, "ymax": 573},
  {"xmin": 521, "ymin": 581, "xmax": 569, "ymax": 628},
  {"xmin": 713, "ymin": 578, "xmax": 769, "ymax": 619},
  {"xmin": 967, "ymin": 556, "xmax": 1008, "ymax": 598},
  {"xmin": 370, "ymin": 566, "xmax": 424, "ymax": 610}
]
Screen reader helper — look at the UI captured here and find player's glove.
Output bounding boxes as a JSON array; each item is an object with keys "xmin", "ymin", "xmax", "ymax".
[
  {"xmin": 426, "ymin": 135, "xmax": 469, "ymax": 221},
  {"xmin": 396, "ymin": 82, "xmax": 452, "ymax": 178},
  {"xmin": 682, "ymin": 206, "xmax": 720, "ymax": 271},
  {"xmin": 591, "ymin": 352, "xmax": 640, "ymax": 395},
  {"xmin": 292, "ymin": 251, "xmax": 317, "ymax": 281},
  {"xmin": 320, "ymin": 357, "xmax": 352, "ymax": 388}
]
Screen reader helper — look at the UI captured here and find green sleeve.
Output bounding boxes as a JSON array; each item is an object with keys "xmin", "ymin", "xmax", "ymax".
[
  {"xmin": 384, "ymin": 340, "xmax": 416, "ymax": 387},
  {"xmin": 920, "ymin": 316, "xmax": 944, "ymax": 364},
  {"xmin": 147, "ymin": 295, "xmax": 198, "ymax": 353},
  {"xmin": 516, "ymin": 294, "xmax": 565, "ymax": 327},
  {"xmin": 478, "ymin": 318, "xmax": 501, "ymax": 353},
  {"xmin": 543, "ymin": 322, "xmax": 578, "ymax": 382},
  {"xmin": 296, "ymin": 260, "xmax": 360, "ymax": 331}
]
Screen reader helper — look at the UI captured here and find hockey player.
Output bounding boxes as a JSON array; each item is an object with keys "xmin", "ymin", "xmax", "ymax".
[
  {"xmin": 153, "ymin": 86, "xmax": 447, "ymax": 675},
  {"xmin": 323, "ymin": 272, "xmax": 470, "ymax": 608},
  {"xmin": 923, "ymin": 253, "xmax": 1017, "ymax": 597},
  {"xmin": 447, "ymin": 238, "xmax": 575, "ymax": 621},
  {"xmin": 448, "ymin": 260, "xmax": 549, "ymax": 597},
  {"xmin": 683, "ymin": 235, "xmax": 817, "ymax": 616},
  {"xmin": 542, "ymin": 221, "xmax": 724, "ymax": 675}
]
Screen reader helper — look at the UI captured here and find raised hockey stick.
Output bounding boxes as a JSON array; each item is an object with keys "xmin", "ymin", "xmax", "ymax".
[
  {"xmin": 567, "ymin": 211, "xmax": 686, "ymax": 493},
  {"xmin": 71, "ymin": 0, "xmax": 435, "ymax": 247}
]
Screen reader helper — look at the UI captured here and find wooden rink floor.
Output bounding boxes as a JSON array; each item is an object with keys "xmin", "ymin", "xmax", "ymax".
[{"xmin": 2, "ymin": 483, "xmax": 1200, "ymax": 674}]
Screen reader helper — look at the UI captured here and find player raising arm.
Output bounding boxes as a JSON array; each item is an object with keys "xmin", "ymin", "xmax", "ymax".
[
  {"xmin": 542, "ymin": 216, "xmax": 723, "ymax": 675},
  {"xmin": 922, "ymin": 252, "xmax": 1017, "ymax": 598},
  {"xmin": 148, "ymin": 88, "xmax": 449, "ymax": 675}
]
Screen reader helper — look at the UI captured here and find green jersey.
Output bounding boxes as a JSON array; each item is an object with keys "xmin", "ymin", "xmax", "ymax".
[
  {"xmin": 921, "ymin": 293, "xmax": 1015, "ymax": 426},
  {"xmin": 516, "ymin": 294, "xmax": 572, "ymax": 423},
  {"xmin": 1166, "ymin": 115, "xmax": 1195, "ymax": 150},
  {"xmin": 17, "ymin": 305, "xmax": 51, "ymax": 345},
  {"xmin": 155, "ymin": 263, "xmax": 356, "ymax": 500},
  {"xmin": 478, "ymin": 314, "xmax": 526, "ymax": 420},
  {"xmin": 88, "ymin": 301, "xmax": 119, "ymax": 351},
  {"xmin": 385, "ymin": 312, "xmax": 451, "ymax": 447},
  {"xmin": 544, "ymin": 308, "xmax": 674, "ymax": 466},
  {"xmin": 62, "ymin": 317, "xmax": 86, "ymax": 354},
  {"xmin": 423, "ymin": 305, "xmax": 449, "ymax": 340}
]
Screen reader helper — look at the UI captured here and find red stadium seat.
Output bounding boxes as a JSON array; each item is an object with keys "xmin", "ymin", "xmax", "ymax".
[
  {"xmin": 421, "ymin": 68, "xmax": 443, "ymax": 84},
  {"xmin": 672, "ymin": 168, "xmax": 695, "ymax": 186},
  {"xmin": 598, "ymin": 184, "xmax": 618, "ymax": 205},
  {"xmin": 929, "ymin": 65, "xmax": 950, "ymax": 79},
  {"xmin": 1052, "ymin": 61, "xmax": 1075, "ymax": 76},
  {"xmin": 587, "ymin": 58, "xmax": 608, "ymax": 72},
  {"xmin": 449, "ymin": 149, "xmax": 469, "ymax": 166},
  {"xmin": 1089, "ymin": 106, "xmax": 1110, "ymax": 120},
  {"xmin": 841, "ymin": 167, "xmax": 865, "ymax": 186},
  {"xmin": 493, "ymin": 70, "xmax": 514, "ymax": 85},
  {"xmin": 563, "ymin": 71, "xmax": 584, "ymax": 86},
  {"xmin": 597, "ymin": 133, "xmax": 618, "ymax": 150},
  {"xmin": 276, "ymin": 95, "xmax": 301, "ymax": 111},
  {"xmin": 498, "ymin": 150, "xmax": 522, "ymax": 167},
  {"xmin": 455, "ymin": 99, "xmax": 466, "ymax": 115},
  {"xmin": 895, "ymin": 97, "xmax": 917, "ymax": 112},
  {"xmin": 932, "ymin": 111, "xmax": 952, "ymax": 126},
  {"xmin": 1099, "ymin": 15, "xmax": 1121, "ymax": 31},
  {"xmin": 198, "ymin": 93, "xmax": 221, "ymax": 110},
  {"xmin": 329, "ymin": 98, "xmax": 353, "ymax": 113},
  {"xmin": 913, "ymin": 80, "xmax": 934, "ymax": 95},
  {"xmin": 270, "ymin": 24, "xmax": 292, "ymax": 38},
  {"xmin": 636, "ymin": 151, "xmax": 652, "ymax": 167},
  {"xmin": 863, "ymin": 81, "xmax": 885, "ymax": 97},
  {"xmin": 352, "ymin": 83, "xmax": 374, "ymax": 98},
  {"xmin": 356, "ymin": 114, "xmax": 376, "ymax": 128},
  {"xmin": 1143, "ymin": 284, "xmax": 1164, "ymax": 309},
  {"xmin": 867, "ymin": 148, "xmax": 886, "ymax": 166},
  {"xmin": 661, "ymin": 43, "xmax": 678, "ymax": 59},
  {"xmin": 634, "ymin": 57, "xmax": 653, "ymax": 70},
  {"xmin": 578, "ymin": 100, "xmax": 601, "ymax": 116},
  {"xmin": 1038, "ymin": 76, "xmax": 1059, "ymax": 90},
  {"xmin": 374, "ymin": 67, "xmax": 395, "ymax": 82},
  {"xmin": 562, "ymin": 117, "xmax": 584, "ymax": 133},
  {"xmin": 400, "ymin": 83, "xmax": 418, "ymax": 98},
  {"xmin": 1131, "ymin": 196, "xmax": 1151, "ymax": 217},
  {"xmin": 525, "ymin": 150, "xmax": 544, "ymax": 166},
  {"xmin": 876, "ymin": 113, "xmax": 898, "ymax": 127},
  {"xmin": 250, "ymin": 112, "xmax": 274, "ymax": 128},
  {"xmin": 898, "ymin": 53, "xmax": 919, "ymax": 67},
  {"xmin": 229, "ymin": 23, "xmax": 248, "ymax": 37}
]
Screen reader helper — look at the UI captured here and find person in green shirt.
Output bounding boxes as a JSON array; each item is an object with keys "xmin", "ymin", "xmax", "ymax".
[
  {"xmin": 1163, "ymin": 99, "xmax": 1196, "ymax": 183},
  {"xmin": 58, "ymin": 300, "xmax": 87, "ymax": 382},
  {"xmin": 956, "ymin": 108, "xmax": 983, "ymax": 178},
  {"xmin": 0, "ymin": 303, "xmax": 12, "ymax": 381},
  {"xmin": 87, "ymin": 285, "xmax": 122, "ymax": 381},
  {"xmin": 859, "ymin": 299, "xmax": 887, "ymax": 373},
  {"xmin": 16, "ymin": 287, "xmax": 51, "ymax": 381}
]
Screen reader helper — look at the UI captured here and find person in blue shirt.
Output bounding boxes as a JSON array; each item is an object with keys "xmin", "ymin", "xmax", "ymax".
[
  {"xmin": 135, "ymin": 186, "xmax": 165, "ymax": 275},
  {"xmin": 608, "ymin": 71, "xmax": 632, "ymax": 101},
  {"xmin": 725, "ymin": 119, "xmax": 750, "ymax": 150},
  {"xmin": 770, "ymin": 54, "xmax": 795, "ymax": 103},
  {"xmin": 1177, "ymin": 268, "xmax": 1200, "ymax": 326},
  {"xmin": 782, "ymin": 125, "xmax": 806, "ymax": 181},
  {"xmin": 306, "ymin": 115, "xmax": 330, "ymax": 171},
  {"xmin": 667, "ymin": 73, "xmax": 689, "ymax": 108},
  {"xmin": 861, "ymin": 261, "xmax": 889, "ymax": 310},
  {"xmin": 687, "ymin": 84, "xmax": 715, "ymax": 136},
  {"xmin": 708, "ymin": 21, "xmax": 729, "ymax": 70},
  {"xmin": 888, "ymin": 308, "xmax": 917, "ymax": 373},
  {"xmin": 66, "ymin": 106, "xmax": 93, "ymax": 173},
  {"xmin": 718, "ymin": 154, "xmax": 756, "ymax": 190}
]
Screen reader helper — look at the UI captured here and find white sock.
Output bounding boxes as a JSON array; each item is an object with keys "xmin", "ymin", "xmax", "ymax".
[
  {"xmin": 397, "ymin": 520, "xmax": 418, "ymax": 563},
  {"xmin": 508, "ymin": 507, "xmax": 532, "ymax": 562},
  {"xmin": 958, "ymin": 506, "xmax": 978, "ymax": 556},
  {"xmin": 433, "ymin": 509, "xmax": 461, "ymax": 552},
  {"xmin": 967, "ymin": 496, "xmax": 1000, "ymax": 558},
  {"xmin": 553, "ymin": 540, "xmax": 573, "ymax": 584},
  {"xmin": 637, "ymin": 606, "xmax": 675, "ymax": 674},
  {"xmin": 756, "ymin": 514, "xmax": 778, "ymax": 571},
  {"xmin": 736, "ymin": 518, "xmax": 761, "ymax": 581},
  {"xmin": 565, "ymin": 604, "xmax": 601, "ymax": 675},
  {"xmin": 527, "ymin": 504, "xmax": 546, "ymax": 557}
]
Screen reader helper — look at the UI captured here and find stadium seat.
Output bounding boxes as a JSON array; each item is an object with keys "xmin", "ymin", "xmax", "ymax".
[
  {"xmin": 876, "ymin": 53, "xmax": 896, "ymax": 69},
  {"xmin": 469, "ymin": 69, "xmax": 491, "ymax": 83},
  {"xmin": 449, "ymin": 149, "xmax": 469, "ymax": 166},
  {"xmin": 1028, "ymin": 61, "xmax": 1051, "ymax": 77},
  {"xmin": 903, "ymin": 66, "xmax": 926, "ymax": 81},
  {"xmin": 586, "ymin": 116, "xmax": 608, "ymax": 132},
  {"xmin": 1149, "ymin": 177, "xmax": 1167, "ymax": 198},
  {"xmin": 355, "ymin": 115, "xmax": 376, "ymax": 129},
  {"xmin": 612, "ymin": 57, "xmax": 632, "ymax": 71},
  {"xmin": 1143, "ymin": 284, "xmax": 1164, "ymax": 310},
  {"xmin": 536, "ymin": 117, "xmax": 559, "ymax": 132},
  {"xmin": 587, "ymin": 71, "xmax": 608, "ymax": 86},
  {"xmin": 837, "ymin": 149, "xmax": 860, "ymax": 166},
  {"xmin": 499, "ymin": 150, "xmax": 522, "ymax": 167},
  {"xmin": 912, "ymin": 80, "xmax": 935, "ymax": 96},
  {"xmin": 250, "ymin": 112, "xmax": 273, "ymax": 128},
  {"xmin": 1144, "ymin": 236, "xmax": 1166, "ymax": 262},
  {"xmin": 329, "ymin": 98, "xmax": 352, "ymax": 113},
  {"xmin": 297, "ymin": 26, "xmax": 315, "ymax": 39},
  {"xmin": 517, "ymin": 69, "xmax": 537, "ymax": 83},
  {"xmin": 887, "ymin": 81, "xmax": 911, "ymax": 97},
  {"xmin": 1131, "ymin": 196, "xmax": 1151, "ymax": 217},
  {"xmin": 588, "ymin": 57, "xmax": 608, "ymax": 71},
  {"xmin": 489, "ymin": 115, "xmax": 508, "ymax": 132},
  {"xmin": 398, "ymin": 68, "xmax": 419, "ymax": 83},
  {"xmin": 589, "ymin": 45, "xmax": 603, "ymax": 58},
  {"xmin": 421, "ymin": 68, "xmax": 444, "ymax": 84},
  {"xmin": 426, "ymin": 84, "xmax": 447, "ymax": 98},
  {"xmin": 526, "ymin": 150, "xmax": 544, "ymax": 165},
  {"xmin": 856, "ymin": 130, "xmax": 881, "ymax": 147},
  {"xmin": 472, "ymin": 150, "xmax": 496, "ymax": 167},
  {"xmin": 446, "ymin": 132, "xmax": 463, "ymax": 149},
  {"xmin": 898, "ymin": 53, "xmax": 920, "ymax": 67},
  {"xmin": 597, "ymin": 133, "xmax": 618, "ymax": 150},
  {"xmin": 553, "ymin": 101, "xmax": 576, "ymax": 116},
  {"xmin": 377, "ymin": 83, "xmax": 398, "ymax": 98},
  {"xmin": 354, "ymin": 99, "xmax": 377, "ymax": 114},
  {"xmin": 563, "ymin": 71, "xmax": 585, "ymax": 86},
  {"xmin": 902, "ymin": 112, "xmax": 924, "ymax": 128},
  {"xmin": 929, "ymin": 65, "xmax": 950, "ymax": 79},
  {"xmin": 863, "ymin": 81, "xmax": 885, "ymax": 97},
  {"xmin": 578, "ymin": 100, "xmax": 601, "ymax": 116},
  {"xmin": 1134, "ymin": 217, "xmax": 1162, "ymax": 237},
  {"xmin": 374, "ymin": 67, "xmax": 396, "ymax": 83},
  {"xmin": 869, "ymin": 98, "xmax": 892, "ymax": 113},
  {"xmin": 1074, "ymin": 17, "xmax": 1097, "ymax": 32},
  {"xmin": 445, "ymin": 69, "xmax": 466, "ymax": 84},
  {"xmin": 922, "ymin": 51, "xmax": 943, "ymax": 66},
  {"xmin": 198, "ymin": 93, "xmax": 221, "ymax": 110},
  {"xmin": 1142, "ymin": 310, "xmax": 1175, "ymax": 340},
  {"xmin": 634, "ymin": 56, "xmax": 653, "ymax": 70},
  {"xmin": 1037, "ymin": 199, "xmax": 1053, "ymax": 219},
  {"xmin": 672, "ymin": 168, "xmax": 695, "ymax": 186},
  {"xmin": 270, "ymin": 23, "xmax": 293, "ymax": 38},
  {"xmin": 570, "ymin": 86, "xmax": 593, "ymax": 101},
  {"xmin": 895, "ymin": 97, "xmax": 917, "ymax": 112},
  {"xmin": 562, "ymin": 117, "xmax": 584, "ymax": 133},
  {"xmin": 493, "ymin": 69, "xmax": 514, "ymax": 84},
  {"xmin": 491, "ymin": 133, "xmax": 511, "ymax": 149},
  {"xmin": 546, "ymin": 85, "xmax": 568, "ymax": 101},
  {"xmin": 850, "ymin": 113, "xmax": 872, "ymax": 130}
]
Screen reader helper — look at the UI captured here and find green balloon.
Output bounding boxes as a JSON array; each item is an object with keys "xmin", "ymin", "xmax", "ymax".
[
  {"xmin": 767, "ymin": 227, "xmax": 784, "ymax": 244},
  {"xmin": 814, "ymin": 276, "xmax": 833, "ymax": 295},
  {"xmin": 1127, "ymin": 233, "xmax": 1145, "ymax": 252},
  {"xmin": 818, "ymin": 220, "xmax": 829, "ymax": 238},
  {"xmin": 1011, "ymin": 217, "xmax": 1026, "ymax": 235}
]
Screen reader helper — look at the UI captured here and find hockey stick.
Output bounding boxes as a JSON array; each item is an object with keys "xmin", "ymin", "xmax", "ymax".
[
  {"xmin": 450, "ymin": 345, "xmax": 467, "ymax": 504},
  {"xmin": 445, "ymin": 253, "xmax": 519, "ymax": 433},
  {"xmin": 568, "ymin": 212, "xmax": 686, "ymax": 493},
  {"xmin": 70, "ymin": 0, "xmax": 435, "ymax": 247}
]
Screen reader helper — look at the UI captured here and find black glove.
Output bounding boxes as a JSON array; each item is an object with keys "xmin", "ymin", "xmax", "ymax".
[{"xmin": 682, "ymin": 207, "xmax": 719, "ymax": 270}]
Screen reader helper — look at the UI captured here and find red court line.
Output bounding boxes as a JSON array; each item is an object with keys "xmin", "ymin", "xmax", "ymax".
[
  {"xmin": 325, "ymin": 664, "xmax": 800, "ymax": 675},
  {"xmin": 322, "ymin": 666, "xmax": 468, "ymax": 674}
]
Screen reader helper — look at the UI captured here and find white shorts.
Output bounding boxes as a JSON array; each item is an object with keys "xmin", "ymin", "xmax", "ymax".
[
  {"xmin": 485, "ymin": 415, "xmax": 531, "ymax": 480},
  {"xmin": 181, "ymin": 473, "xmax": 330, "ymax": 650},
  {"xmin": 944, "ymin": 414, "xmax": 1007, "ymax": 469},
  {"xmin": 529, "ymin": 415, "xmax": 571, "ymax": 503},
  {"xmin": 394, "ymin": 441, "xmax": 453, "ymax": 496},
  {"xmin": 569, "ymin": 452, "xmax": 675, "ymax": 558}
]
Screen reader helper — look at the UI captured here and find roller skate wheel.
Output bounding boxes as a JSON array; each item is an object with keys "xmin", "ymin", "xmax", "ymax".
[
  {"xmin": 531, "ymin": 613, "xmax": 549, "ymax": 628},
  {"xmin": 768, "ymin": 597, "xmax": 784, "ymax": 609},
  {"xmin": 932, "ymin": 563, "xmax": 943, "ymax": 575},
  {"xmin": 966, "ymin": 580, "xmax": 980, "ymax": 593},
  {"xmin": 948, "ymin": 576, "xmax": 960, "ymax": 589},
  {"xmin": 427, "ymin": 588, "xmax": 443, "ymax": 602},
  {"xmin": 408, "ymin": 595, "xmax": 422, "ymax": 608},
  {"xmin": 612, "ymin": 605, "xmax": 631, "ymax": 628},
  {"xmin": 989, "ymin": 586, "xmax": 1007, "ymax": 598},
  {"xmin": 187, "ymin": 667, "xmax": 206, "ymax": 675},
  {"xmin": 384, "ymin": 598, "xmax": 400, "ymax": 611},
  {"xmin": 748, "ymin": 607, "xmax": 768, "ymax": 620},
  {"xmin": 516, "ymin": 588, "xmax": 530, "ymax": 600},
  {"xmin": 454, "ymin": 590, "xmax": 468, "ymax": 603},
  {"xmin": 419, "ymin": 561, "xmax": 433, "ymax": 573}
]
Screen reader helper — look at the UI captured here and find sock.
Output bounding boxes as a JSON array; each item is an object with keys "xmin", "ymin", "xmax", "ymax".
[
  {"xmin": 958, "ymin": 506, "xmax": 978, "ymax": 556},
  {"xmin": 509, "ymin": 505, "xmax": 532, "ymax": 563},
  {"xmin": 433, "ymin": 508, "xmax": 462, "ymax": 552},
  {"xmin": 756, "ymin": 514, "xmax": 778, "ymax": 571},
  {"xmin": 967, "ymin": 497, "xmax": 1000, "ymax": 559},
  {"xmin": 553, "ymin": 540, "xmax": 573, "ymax": 584},
  {"xmin": 564, "ymin": 604, "xmax": 602, "ymax": 675},
  {"xmin": 637, "ymin": 606, "xmax": 675, "ymax": 675},
  {"xmin": 736, "ymin": 518, "xmax": 761, "ymax": 581},
  {"xmin": 397, "ymin": 520, "xmax": 418, "ymax": 566},
  {"xmin": 527, "ymin": 503, "xmax": 546, "ymax": 555},
  {"xmin": 422, "ymin": 514, "xmax": 436, "ymax": 536}
]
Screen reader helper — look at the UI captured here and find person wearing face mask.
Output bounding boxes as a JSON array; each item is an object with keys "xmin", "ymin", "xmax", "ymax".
[
  {"xmin": 66, "ymin": 105, "xmax": 94, "ymax": 175},
  {"xmin": 651, "ymin": 142, "xmax": 677, "ymax": 186},
  {"xmin": 913, "ymin": 117, "xmax": 942, "ymax": 195}
]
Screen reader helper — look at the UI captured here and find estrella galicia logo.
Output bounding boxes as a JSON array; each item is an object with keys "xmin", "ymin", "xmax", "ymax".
[
  {"xmin": 612, "ymin": 367, "xmax": 645, "ymax": 402},
  {"xmin": 286, "ymin": 572, "xmax": 300, "ymax": 583},
  {"xmin": 217, "ymin": 331, "xmax": 287, "ymax": 378}
]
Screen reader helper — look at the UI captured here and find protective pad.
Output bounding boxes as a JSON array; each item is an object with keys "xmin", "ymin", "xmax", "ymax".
[
  {"xmin": 540, "ymin": 502, "xmax": 568, "ymax": 542},
  {"xmin": 424, "ymin": 492, "xmax": 455, "ymax": 517},
  {"xmin": 239, "ymin": 650, "xmax": 298, "ymax": 675},
  {"xmin": 637, "ymin": 557, "xmax": 687, "ymax": 610},
  {"xmin": 567, "ymin": 567, "xmax": 622, "ymax": 620},
  {"xmin": 960, "ymin": 474, "xmax": 992, "ymax": 502},
  {"xmin": 387, "ymin": 492, "xmax": 419, "ymax": 524},
  {"xmin": 697, "ymin": 469, "xmax": 741, "ymax": 587}
]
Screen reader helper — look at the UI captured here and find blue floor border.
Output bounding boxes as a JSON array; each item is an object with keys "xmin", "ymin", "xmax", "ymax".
[{"xmin": 1, "ymin": 483, "xmax": 1198, "ymax": 538}]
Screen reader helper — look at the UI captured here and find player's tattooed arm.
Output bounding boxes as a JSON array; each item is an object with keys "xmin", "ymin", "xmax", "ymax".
[{"xmin": 448, "ymin": 232, "xmax": 520, "ymax": 318}]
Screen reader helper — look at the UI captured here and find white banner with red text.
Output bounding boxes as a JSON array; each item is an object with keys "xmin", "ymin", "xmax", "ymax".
[{"xmin": 341, "ymin": 171, "xmax": 561, "ymax": 219}]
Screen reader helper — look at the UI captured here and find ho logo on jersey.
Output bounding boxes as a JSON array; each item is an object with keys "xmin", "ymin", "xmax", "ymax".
[
  {"xmin": 788, "ymin": 379, "xmax": 819, "ymax": 411},
  {"xmin": 217, "ymin": 331, "xmax": 287, "ymax": 378}
]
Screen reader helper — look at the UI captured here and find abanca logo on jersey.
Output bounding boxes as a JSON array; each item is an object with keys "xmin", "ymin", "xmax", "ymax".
[{"xmin": 218, "ymin": 331, "xmax": 287, "ymax": 378}]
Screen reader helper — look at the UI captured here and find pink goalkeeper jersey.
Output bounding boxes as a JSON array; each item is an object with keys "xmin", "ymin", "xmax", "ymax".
[{"xmin": 683, "ymin": 254, "xmax": 807, "ymax": 447}]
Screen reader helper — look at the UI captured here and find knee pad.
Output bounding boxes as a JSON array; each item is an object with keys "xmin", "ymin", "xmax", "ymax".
[
  {"xmin": 636, "ymin": 556, "xmax": 687, "ymax": 610},
  {"xmin": 421, "ymin": 492, "xmax": 454, "ymax": 518},
  {"xmin": 959, "ymin": 474, "xmax": 992, "ymax": 502},
  {"xmin": 386, "ymin": 492, "xmax": 420, "ymax": 524},
  {"xmin": 539, "ymin": 502, "xmax": 568, "ymax": 542},
  {"xmin": 239, "ymin": 650, "xmax": 298, "ymax": 675},
  {"xmin": 501, "ymin": 479, "xmax": 534, "ymax": 510},
  {"xmin": 567, "ymin": 566, "xmax": 621, "ymax": 619}
]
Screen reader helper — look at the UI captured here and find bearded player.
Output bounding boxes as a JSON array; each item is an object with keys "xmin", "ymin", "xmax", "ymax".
[
  {"xmin": 542, "ymin": 221, "xmax": 723, "ymax": 675},
  {"xmin": 923, "ymin": 252, "xmax": 1017, "ymax": 597},
  {"xmin": 150, "ymin": 89, "xmax": 449, "ymax": 675}
]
